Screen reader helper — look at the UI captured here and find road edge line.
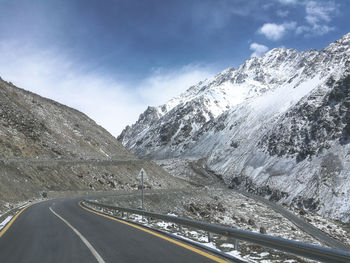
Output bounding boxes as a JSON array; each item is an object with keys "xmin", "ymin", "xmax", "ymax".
[
  {"xmin": 0, "ymin": 204, "xmax": 34, "ymax": 238},
  {"xmin": 79, "ymin": 201, "xmax": 229, "ymax": 263}
]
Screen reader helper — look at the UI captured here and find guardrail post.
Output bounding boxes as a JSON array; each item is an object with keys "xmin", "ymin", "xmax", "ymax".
[
  {"xmin": 234, "ymin": 239, "xmax": 239, "ymax": 250},
  {"xmin": 207, "ymin": 232, "xmax": 212, "ymax": 243},
  {"xmin": 121, "ymin": 211, "xmax": 124, "ymax": 218},
  {"xmin": 82, "ymin": 200, "xmax": 350, "ymax": 263},
  {"xmin": 178, "ymin": 224, "xmax": 182, "ymax": 233}
]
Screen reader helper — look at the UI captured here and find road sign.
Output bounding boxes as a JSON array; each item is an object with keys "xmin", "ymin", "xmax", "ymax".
[
  {"xmin": 137, "ymin": 168, "xmax": 148, "ymax": 213},
  {"xmin": 137, "ymin": 168, "xmax": 148, "ymax": 180}
]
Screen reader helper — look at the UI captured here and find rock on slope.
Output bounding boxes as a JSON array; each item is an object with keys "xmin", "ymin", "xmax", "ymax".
[
  {"xmin": 119, "ymin": 32, "xmax": 350, "ymax": 222},
  {"xmin": 0, "ymin": 78, "xmax": 133, "ymax": 159},
  {"xmin": 0, "ymin": 78, "xmax": 185, "ymax": 212}
]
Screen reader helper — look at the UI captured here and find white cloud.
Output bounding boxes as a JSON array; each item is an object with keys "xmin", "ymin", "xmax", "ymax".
[
  {"xmin": 260, "ymin": 1, "xmax": 339, "ymax": 38},
  {"xmin": 259, "ymin": 22, "xmax": 296, "ymax": 41},
  {"xmin": 301, "ymin": 1, "xmax": 338, "ymax": 36},
  {"xmin": 305, "ymin": 1, "xmax": 336, "ymax": 25},
  {"xmin": 250, "ymin": 43, "xmax": 269, "ymax": 57},
  {"xmin": 0, "ymin": 42, "xmax": 214, "ymax": 137},
  {"xmin": 278, "ymin": 0, "xmax": 297, "ymax": 4},
  {"xmin": 259, "ymin": 23, "xmax": 285, "ymax": 41},
  {"xmin": 138, "ymin": 65, "xmax": 213, "ymax": 107},
  {"xmin": 295, "ymin": 25, "xmax": 309, "ymax": 35},
  {"xmin": 296, "ymin": 24, "xmax": 333, "ymax": 36}
]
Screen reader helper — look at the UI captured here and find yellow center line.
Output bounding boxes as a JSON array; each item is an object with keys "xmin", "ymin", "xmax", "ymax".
[
  {"xmin": 79, "ymin": 202, "xmax": 228, "ymax": 263},
  {"xmin": 0, "ymin": 204, "xmax": 33, "ymax": 238}
]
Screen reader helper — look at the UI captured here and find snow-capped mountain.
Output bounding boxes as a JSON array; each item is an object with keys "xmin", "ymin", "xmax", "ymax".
[{"xmin": 118, "ymin": 32, "xmax": 350, "ymax": 222}]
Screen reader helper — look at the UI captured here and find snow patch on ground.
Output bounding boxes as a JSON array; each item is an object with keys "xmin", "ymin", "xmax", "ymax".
[
  {"xmin": 0, "ymin": 216, "xmax": 12, "ymax": 231},
  {"xmin": 88, "ymin": 189, "xmax": 324, "ymax": 262}
]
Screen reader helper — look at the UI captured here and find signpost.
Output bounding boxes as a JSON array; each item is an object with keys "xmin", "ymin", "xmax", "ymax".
[{"xmin": 137, "ymin": 168, "xmax": 148, "ymax": 211}]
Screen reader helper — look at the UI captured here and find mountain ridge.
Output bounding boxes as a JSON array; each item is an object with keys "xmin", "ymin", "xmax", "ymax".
[
  {"xmin": 119, "ymin": 32, "xmax": 350, "ymax": 222},
  {"xmin": 0, "ymin": 77, "xmax": 186, "ymax": 213},
  {"xmin": 0, "ymin": 77, "xmax": 134, "ymax": 159}
]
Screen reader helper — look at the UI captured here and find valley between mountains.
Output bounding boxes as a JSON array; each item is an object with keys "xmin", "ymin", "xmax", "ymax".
[{"xmin": 1, "ymin": 32, "xmax": 350, "ymax": 263}]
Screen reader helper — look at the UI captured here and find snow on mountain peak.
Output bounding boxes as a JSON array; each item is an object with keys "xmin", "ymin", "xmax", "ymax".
[
  {"xmin": 118, "ymin": 33, "xmax": 350, "ymax": 222},
  {"xmin": 120, "ymin": 33, "xmax": 350, "ymax": 148}
]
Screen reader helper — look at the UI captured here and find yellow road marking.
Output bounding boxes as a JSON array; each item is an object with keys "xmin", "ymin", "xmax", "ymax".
[
  {"xmin": 79, "ymin": 202, "xmax": 228, "ymax": 263},
  {"xmin": 0, "ymin": 204, "xmax": 32, "ymax": 238}
]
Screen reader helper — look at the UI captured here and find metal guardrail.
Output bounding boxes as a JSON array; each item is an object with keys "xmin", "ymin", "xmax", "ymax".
[{"xmin": 83, "ymin": 200, "xmax": 350, "ymax": 263}]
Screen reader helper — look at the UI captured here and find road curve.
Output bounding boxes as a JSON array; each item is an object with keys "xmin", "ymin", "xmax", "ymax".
[{"xmin": 0, "ymin": 197, "xmax": 227, "ymax": 263}]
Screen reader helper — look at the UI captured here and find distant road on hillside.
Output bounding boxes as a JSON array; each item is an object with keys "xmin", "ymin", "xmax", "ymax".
[
  {"xmin": 236, "ymin": 190, "xmax": 350, "ymax": 252},
  {"xmin": 0, "ymin": 157, "xmax": 148, "ymax": 165}
]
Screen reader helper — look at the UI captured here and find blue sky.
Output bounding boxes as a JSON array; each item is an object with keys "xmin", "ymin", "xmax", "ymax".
[{"xmin": 0, "ymin": 0, "xmax": 349, "ymax": 136}]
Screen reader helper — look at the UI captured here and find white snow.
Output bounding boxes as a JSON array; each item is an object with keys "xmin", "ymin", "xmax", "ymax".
[
  {"xmin": 121, "ymin": 32, "xmax": 350, "ymax": 222},
  {"xmin": 0, "ymin": 216, "xmax": 12, "ymax": 230}
]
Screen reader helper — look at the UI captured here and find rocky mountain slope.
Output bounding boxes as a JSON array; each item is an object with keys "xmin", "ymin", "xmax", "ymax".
[
  {"xmin": 118, "ymin": 32, "xmax": 350, "ymax": 222},
  {"xmin": 0, "ymin": 78, "xmax": 186, "ymax": 213},
  {"xmin": 0, "ymin": 77, "xmax": 134, "ymax": 159}
]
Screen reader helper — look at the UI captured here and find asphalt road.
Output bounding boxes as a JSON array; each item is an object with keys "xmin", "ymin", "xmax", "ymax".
[{"xmin": 0, "ymin": 197, "xmax": 226, "ymax": 263}]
